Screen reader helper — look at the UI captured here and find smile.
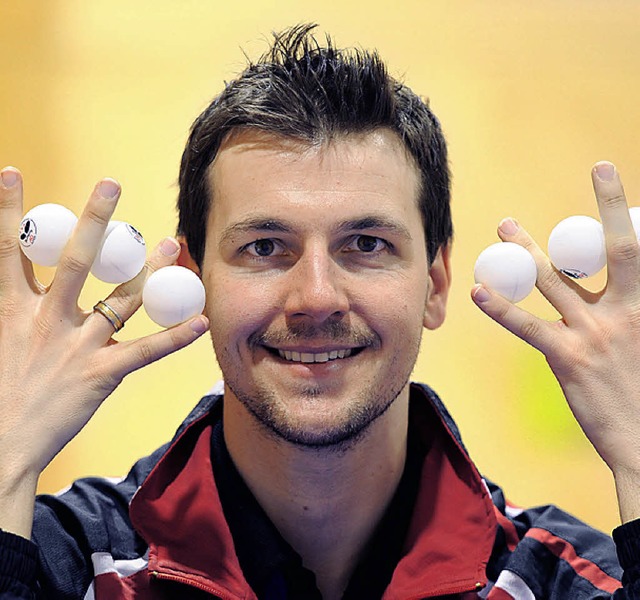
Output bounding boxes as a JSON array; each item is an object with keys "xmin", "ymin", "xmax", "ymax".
[{"xmin": 276, "ymin": 349, "xmax": 354, "ymax": 363}]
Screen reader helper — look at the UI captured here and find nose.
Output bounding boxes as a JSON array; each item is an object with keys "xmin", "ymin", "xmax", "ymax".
[{"xmin": 283, "ymin": 247, "xmax": 349, "ymax": 324}]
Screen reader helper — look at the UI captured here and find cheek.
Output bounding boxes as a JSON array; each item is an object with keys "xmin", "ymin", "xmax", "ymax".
[
  {"xmin": 384, "ymin": 303, "xmax": 425, "ymax": 340},
  {"xmin": 353, "ymin": 282, "xmax": 427, "ymax": 340},
  {"xmin": 203, "ymin": 271, "xmax": 280, "ymax": 343},
  {"xmin": 369, "ymin": 270, "xmax": 428, "ymax": 317}
]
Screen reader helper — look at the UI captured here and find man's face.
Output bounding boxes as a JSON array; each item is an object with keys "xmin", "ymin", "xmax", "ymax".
[{"xmin": 198, "ymin": 128, "xmax": 448, "ymax": 448}]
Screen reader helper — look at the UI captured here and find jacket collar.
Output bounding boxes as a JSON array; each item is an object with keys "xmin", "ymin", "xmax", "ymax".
[
  {"xmin": 384, "ymin": 384, "xmax": 497, "ymax": 598},
  {"xmin": 129, "ymin": 384, "xmax": 497, "ymax": 598}
]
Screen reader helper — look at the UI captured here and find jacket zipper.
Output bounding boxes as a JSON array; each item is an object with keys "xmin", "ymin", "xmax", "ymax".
[
  {"xmin": 150, "ymin": 570, "xmax": 244, "ymax": 600},
  {"xmin": 403, "ymin": 580, "xmax": 485, "ymax": 599}
]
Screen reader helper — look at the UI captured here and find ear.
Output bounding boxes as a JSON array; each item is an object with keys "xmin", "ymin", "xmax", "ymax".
[
  {"xmin": 176, "ymin": 236, "xmax": 201, "ymax": 276},
  {"xmin": 423, "ymin": 242, "xmax": 452, "ymax": 330}
]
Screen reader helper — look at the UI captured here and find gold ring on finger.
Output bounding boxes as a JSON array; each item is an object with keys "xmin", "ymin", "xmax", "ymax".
[{"xmin": 93, "ymin": 300, "xmax": 125, "ymax": 333}]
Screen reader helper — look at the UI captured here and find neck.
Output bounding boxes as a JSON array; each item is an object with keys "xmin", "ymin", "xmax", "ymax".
[{"xmin": 223, "ymin": 387, "xmax": 410, "ymax": 600}]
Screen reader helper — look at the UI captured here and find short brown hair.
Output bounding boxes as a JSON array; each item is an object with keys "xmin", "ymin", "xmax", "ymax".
[{"xmin": 177, "ymin": 24, "xmax": 452, "ymax": 266}]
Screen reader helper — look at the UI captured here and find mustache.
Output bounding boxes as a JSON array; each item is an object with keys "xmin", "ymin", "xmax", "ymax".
[{"xmin": 250, "ymin": 321, "xmax": 379, "ymax": 349}]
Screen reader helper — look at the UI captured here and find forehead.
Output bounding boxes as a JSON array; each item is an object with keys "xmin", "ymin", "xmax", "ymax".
[{"xmin": 206, "ymin": 128, "xmax": 422, "ymax": 234}]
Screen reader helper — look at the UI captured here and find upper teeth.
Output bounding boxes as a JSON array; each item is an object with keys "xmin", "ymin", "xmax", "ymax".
[{"xmin": 277, "ymin": 349, "xmax": 353, "ymax": 363}]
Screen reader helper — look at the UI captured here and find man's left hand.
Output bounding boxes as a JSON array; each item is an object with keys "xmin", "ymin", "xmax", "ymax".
[{"xmin": 472, "ymin": 162, "xmax": 640, "ymax": 523}]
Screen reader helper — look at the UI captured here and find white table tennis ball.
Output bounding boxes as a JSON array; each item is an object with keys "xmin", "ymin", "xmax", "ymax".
[
  {"xmin": 19, "ymin": 203, "xmax": 78, "ymax": 267},
  {"xmin": 474, "ymin": 242, "xmax": 537, "ymax": 303},
  {"xmin": 629, "ymin": 207, "xmax": 640, "ymax": 240},
  {"xmin": 143, "ymin": 266, "xmax": 206, "ymax": 328},
  {"xmin": 547, "ymin": 215, "xmax": 605, "ymax": 279},
  {"xmin": 91, "ymin": 221, "xmax": 146, "ymax": 284}
]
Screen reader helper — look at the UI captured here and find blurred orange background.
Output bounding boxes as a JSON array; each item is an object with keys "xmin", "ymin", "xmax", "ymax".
[{"xmin": 2, "ymin": 0, "xmax": 640, "ymax": 535}]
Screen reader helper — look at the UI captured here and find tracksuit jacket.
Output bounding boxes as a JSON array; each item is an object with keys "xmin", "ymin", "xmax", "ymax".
[{"xmin": 1, "ymin": 383, "xmax": 639, "ymax": 599}]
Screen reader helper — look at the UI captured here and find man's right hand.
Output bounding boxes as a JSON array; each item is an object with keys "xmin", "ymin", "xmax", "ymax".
[{"xmin": 0, "ymin": 167, "xmax": 209, "ymax": 539}]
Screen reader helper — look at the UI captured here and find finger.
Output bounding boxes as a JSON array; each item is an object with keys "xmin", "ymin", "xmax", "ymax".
[
  {"xmin": 86, "ymin": 237, "xmax": 182, "ymax": 339},
  {"xmin": 592, "ymin": 162, "xmax": 640, "ymax": 296},
  {"xmin": 471, "ymin": 283, "xmax": 560, "ymax": 355},
  {"xmin": 496, "ymin": 217, "xmax": 596, "ymax": 325},
  {"xmin": 106, "ymin": 315, "xmax": 209, "ymax": 379},
  {"xmin": 48, "ymin": 179, "xmax": 121, "ymax": 310},
  {"xmin": 0, "ymin": 167, "xmax": 36, "ymax": 293}
]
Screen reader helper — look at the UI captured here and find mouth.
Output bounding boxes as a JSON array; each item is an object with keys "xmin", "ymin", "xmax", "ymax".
[{"xmin": 264, "ymin": 347, "xmax": 364, "ymax": 364}]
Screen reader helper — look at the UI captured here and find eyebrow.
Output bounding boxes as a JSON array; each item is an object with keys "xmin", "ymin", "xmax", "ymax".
[
  {"xmin": 218, "ymin": 214, "xmax": 413, "ymax": 248},
  {"xmin": 218, "ymin": 217, "xmax": 293, "ymax": 248},
  {"xmin": 336, "ymin": 217, "xmax": 413, "ymax": 241}
]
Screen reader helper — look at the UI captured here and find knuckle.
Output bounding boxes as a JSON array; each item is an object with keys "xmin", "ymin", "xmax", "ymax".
[
  {"xmin": 487, "ymin": 297, "xmax": 512, "ymax": 325},
  {"xmin": 58, "ymin": 252, "xmax": 90, "ymax": 275},
  {"xmin": 143, "ymin": 259, "xmax": 161, "ymax": 276},
  {"xmin": 141, "ymin": 256, "xmax": 167, "ymax": 278},
  {"xmin": 494, "ymin": 303, "xmax": 511, "ymax": 323},
  {"xmin": 134, "ymin": 340, "xmax": 156, "ymax": 366},
  {"xmin": 575, "ymin": 321, "xmax": 614, "ymax": 359},
  {"xmin": 168, "ymin": 325, "xmax": 188, "ymax": 348},
  {"xmin": 0, "ymin": 294, "xmax": 23, "ymax": 319},
  {"xmin": 106, "ymin": 285, "xmax": 132, "ymax": 306},
  {"xmin": 83, "ymin": 205, "xmax": 110, "ymax": 228},
  {"xmin": 0, "ymin": 189, "xmax": 19, "ymax": 207},
  {"xmin": 32, "ymin": 314, "xmax": 57, "ymax": 340},
  {"xmin": 86, "ymin": 360, "xmax": 121, "ymax": 393},
  {"xmin": 608, "ymin": 238, "xmax": 639, "ymax": 264},
  {"xmin": 600, "ymin": 193, "xmax": 627, "ymax": 210},
  {"xmin": 117, "ymin": 258, "xmax": 160, "ymax": 291},
  {"xmin": 0, "ymin": 236, "xmax": 19, "ymax": 261},
  {"xmin": 628, "ymin": 306, "xmax": 640, "ymax": 329},
  {"xmin": 536, "ymin": 264, "xmax": 562, "ymax": 293},
  {"xmin": 519, "ymin": 318, "xmax": 541, "ymax": 341},
  {"xmin": 550, "ymin": 345, "xmax": 586, "ymax": 377}
]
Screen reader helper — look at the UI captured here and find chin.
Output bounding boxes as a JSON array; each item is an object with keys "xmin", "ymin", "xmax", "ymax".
[
  {"xmin": 263, "ymin": 416, "xmax": 372, "ymax": 451},
  {"xmin": 234, "ymin": 383, "xmax": 404, "ymax": 451}
]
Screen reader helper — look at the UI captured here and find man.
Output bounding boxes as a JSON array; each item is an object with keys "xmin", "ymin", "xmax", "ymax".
[{"xmin": 0, "ymin": 24, "xmax": 639, "ymax": 599}]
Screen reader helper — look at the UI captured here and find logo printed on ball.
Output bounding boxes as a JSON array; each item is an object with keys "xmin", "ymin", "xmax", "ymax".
[
  {"xmin": 126, "ymin": 224, "xmax": 145, "ymax": 246},
  {"xmin": 560, "ymin": 268, "xmax": 588, "ymax": 279},
  {"xmin": 19, "ymin": 218, "xmax": 37, "ymax": 247}
]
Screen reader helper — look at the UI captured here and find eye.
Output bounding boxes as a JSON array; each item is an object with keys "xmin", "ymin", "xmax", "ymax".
[
  {"xmin": 244, "ymin": 238, "xmax": 282, "ymax": 257},
  {"xmin": 347, "ymin": 235, "xmax": 389, "ymax": 253}
]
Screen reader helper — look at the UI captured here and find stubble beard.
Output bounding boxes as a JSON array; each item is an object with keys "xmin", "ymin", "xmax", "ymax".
[
  {"xmin": 222, "ymin": 345, "xmax": 419, "ymax": 452},
  {"xmin": 216, "ymin": 315, "xmax": 423, "ymax": 450}
]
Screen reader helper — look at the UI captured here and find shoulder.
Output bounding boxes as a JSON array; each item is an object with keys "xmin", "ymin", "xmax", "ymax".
[
  {"xmin": 485, "ymin": 477, "xmax": 623, "ymax": 597},
  {"xmin": 32, "ymin": 444, "xmax": 167, "ymax": 598},
  {"xmin": 31, "ymin": 392, "xmax": 223, "ymax": 598}
]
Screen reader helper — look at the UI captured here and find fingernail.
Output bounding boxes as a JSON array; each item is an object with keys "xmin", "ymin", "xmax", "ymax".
[
  {"xmin": 98, "ymin": 178, "xmax": 120, "ymax": 200},
  {"xmin": 1, "ymin": 168, "xmax": 18, "ymax": 189},
  {"xmin": 160, "ymin": 237, "xmax": 180, "ymax": 256},
  {"xmin": 499, "ymin": 218, "xmax": 519, "ymax": 236},
  {"xmin": 472, "ymin": 284, "xmax": 491, "ymax": 303},
  {"xmin": 594, "ymin": 162, "xmax": 615, "ymax": 181},
  {"xmin": 190, "ymin": 316, "xmax": 208, "ymax": 334}
]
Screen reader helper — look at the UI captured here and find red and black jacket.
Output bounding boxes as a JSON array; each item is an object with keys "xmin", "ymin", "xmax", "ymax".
[{"xmin": 0, "ymin": 383, "xmax": 636, "ymax": 598}]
